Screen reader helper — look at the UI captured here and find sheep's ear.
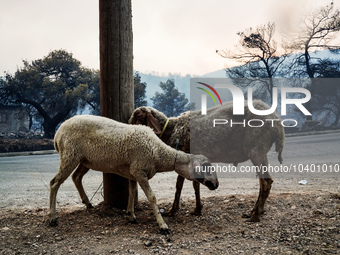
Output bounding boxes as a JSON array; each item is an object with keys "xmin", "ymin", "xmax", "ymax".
[
  {"xmin": 128, "ymin": 108, "xmax": 146, "ymax": 125},
  {"xmin": 128, "ymin": 110, "xmax": 138, "ymax": 124},
  {"xmin": 191, "ymin": 159, "xmax": 204, "ymax": 182},
  {"xmin": 146, "ymin": 112, "xmax": 161, "ymax": 134}
]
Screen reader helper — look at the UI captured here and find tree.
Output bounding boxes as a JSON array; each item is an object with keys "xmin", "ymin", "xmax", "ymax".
[
  {"xmin": 312, "ymin": 59, "xmax": 340, "ymax": 126},
  {"xmin": 285, "ymin": 1, "xmax": 340, "ymax": 78},
  {"xmin": 284, "ymin": 2, "xmax": 340, "ymax": 119},
  {"xmin": 0, "ymin": 49, "xmax": 91, "ymax": 138},
  {"xmin": 217, "ymin": 23, "xmax": 287, "ymax": 103},
  {"xmin": 83, "ymin": 71, "xmax": 147, "ymax": 115},
  {"xmin": 85, "ymin": 69, "xmax": 101, "ymax": 115},
  {"xmin": 134, "ymin": 72, "xmax": 147, "ymax": 107},
  {"xmin": 151, "ymin": 79, "xmax": 190, "ymax": 117},
  {"xmin": 313, "ymin": 53, "xmax": 340, "ymax": 78}
]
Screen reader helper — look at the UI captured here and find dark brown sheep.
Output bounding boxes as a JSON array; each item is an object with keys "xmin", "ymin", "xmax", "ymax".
[{"xmin": 129, "ymin": 100, "xmax": 285, "ymax": 222}]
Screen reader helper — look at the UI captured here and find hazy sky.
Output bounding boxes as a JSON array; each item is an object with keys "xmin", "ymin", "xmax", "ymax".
[{"xmin": 0, "ymin": 0, "xmax": 337, "ymax": 76}]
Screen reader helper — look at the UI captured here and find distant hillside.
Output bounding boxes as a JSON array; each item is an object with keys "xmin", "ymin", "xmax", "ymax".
[
  {"xmin": 201, "ymin": 69, "xmax": 226, "ymax": 78},
  {"xmin": 138, "ymin": 49, "xmax": 340, "ymax": 108}
]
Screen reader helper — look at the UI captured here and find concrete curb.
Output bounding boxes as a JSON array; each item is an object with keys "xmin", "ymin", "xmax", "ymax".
[
  {"xmin": 0, "ymin": 150, "xmax": 56, "ymax": 157},
  {"xmin": 285, "ymin": 129, "xmax": 340, "ymax": 137}
]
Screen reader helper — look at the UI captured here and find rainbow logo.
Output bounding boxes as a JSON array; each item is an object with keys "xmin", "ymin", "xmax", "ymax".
[{"xmin": 196, "ymin": 82, "xmax": 223, "ymax": 106}]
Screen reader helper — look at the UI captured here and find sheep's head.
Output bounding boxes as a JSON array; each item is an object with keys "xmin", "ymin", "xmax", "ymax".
[
  {"xmin": 190, "ymin": 155, "xmax": 219, "ymax": 190},
  {"xmin": 128, "ymin": 106, "xmax": 162, "ymax": 135}
]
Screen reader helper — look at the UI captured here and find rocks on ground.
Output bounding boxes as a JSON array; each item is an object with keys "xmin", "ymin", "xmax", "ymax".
[{"xmin": 0, "ymin": 193, "xmax": 339, "ymax": 254}]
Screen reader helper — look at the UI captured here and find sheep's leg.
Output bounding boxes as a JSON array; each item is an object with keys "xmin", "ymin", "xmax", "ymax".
[
  {"xmin": 135, "ymin": 174, "xmax": 169, "ymax": 235},
  {"xmin": 127, "ymin": 179, "xmax": 137, "ymax": 223},
  {"xmin": 163, "ymin": 175, "xmax": 184, "ymax": 216},
  {"xmin": 72, "ymin": 164, "xmax": 93, "ymax": 209},
  {"xmin": 191, "ymin": 180, "xmax": 202, "ymax": 216},
  {"xmin": 48, "ymin": 159, "xmax": 79, "ymax": 226},
  {"xmin": 247, "ymin": 175, "xmax": 273, "ymax": 222},
  {"xmin": 247, "ymin": 151, "xmax": 273, "ymax": 222}
]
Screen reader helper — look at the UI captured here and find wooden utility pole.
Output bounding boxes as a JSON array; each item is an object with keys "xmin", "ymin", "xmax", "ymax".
[{"xmin": 99, "ymin": 0, "xmax": 134, "ymax": 209}]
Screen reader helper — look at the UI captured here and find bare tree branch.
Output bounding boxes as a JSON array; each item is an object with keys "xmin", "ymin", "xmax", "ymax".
[{"xmin": 217, "ymin": 22, "xmax": 288, "ymax": 103}]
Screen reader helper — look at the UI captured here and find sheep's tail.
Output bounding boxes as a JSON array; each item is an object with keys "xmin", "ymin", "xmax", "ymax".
[
  {"xmin": 54, "ymin": 138, "xmax": 59, "ymax": 153},
  {"xmin": 275, "ymin": 126, "xmax": 285, "ymax": 164}
]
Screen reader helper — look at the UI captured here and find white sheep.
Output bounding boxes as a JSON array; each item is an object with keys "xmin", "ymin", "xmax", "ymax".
[
  {"xmin": 48, "ymin": 115, "xmax": 218, "ymax": 234},
  {"xmin": 129, "ymin": 100, "xmax": 285, "ymax": 222}
]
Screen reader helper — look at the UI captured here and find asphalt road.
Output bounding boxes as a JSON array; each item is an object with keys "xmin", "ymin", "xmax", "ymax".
[
  {"xmin": 0, "ymin": 132, "xmax": 339, "ymax": 209},
  {"xmin": 265, "ymin": 132, "xmax": 340, "ymax": 179},
  {"xmin": 282, "ymin": 132, "xmax": 340, "ymax": 165}
]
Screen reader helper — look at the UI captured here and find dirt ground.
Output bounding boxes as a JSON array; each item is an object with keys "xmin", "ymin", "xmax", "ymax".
[
  {"xmin": 0, "ymin": 138, "xmax": 339, "ymax": 254},
  {"xmin": 1, "ymin": 191, "xmax": 339, "ymax": 255}
]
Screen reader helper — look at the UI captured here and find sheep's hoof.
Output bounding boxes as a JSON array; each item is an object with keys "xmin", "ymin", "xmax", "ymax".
[
  {"xmin": 190, "ymin": 209, "xmax": 202, "ymax": 216},
  {"xmin": 246, "ymin": 217, "xmax": 260, "ymax": 223},
  {"xmin": 128, "ymin": 218, "xmax": 137, "ymax": 224},
  {"xmin": 49, "ymin": 218, "xmax": 58, "ymax": 227},
  {"xmin": 244, "ymin": 213, "xmax": 260, "ymax": 222},
  {"xmin": 162, "ymin": 209, "xmax": 177, "ymax": 217},
  {"xmin": 160, "ymin": 228, "xmax": 170, "ymax": 235},
  {"xmin": 87, "ymin": 203, "xmax": 94, "ymax": 209},
  {"xmin": 242, "ymin": 210, "xmax": 264, "ymax": 220},
  {"xmin": 241, "ymin": 213, "xmax": 251, "ymax": 218}
]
